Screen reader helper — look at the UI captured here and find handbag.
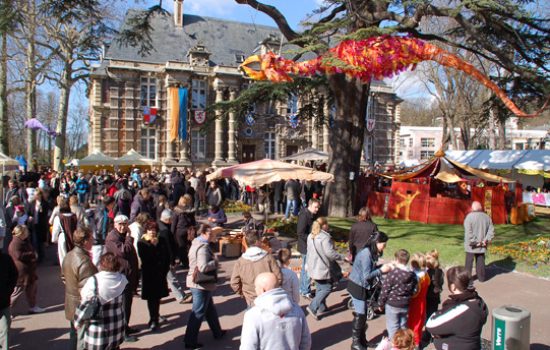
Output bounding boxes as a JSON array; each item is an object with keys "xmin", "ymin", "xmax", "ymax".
[
  {"xmin": 192, "ymin": 245, "xmax": 218, "ymax": 284},
  {"xmin": 312, "ymin": 236, "xmax": 343, "ymax": 283},
  {"xmin": 75, "ymin": 276, "xmax": 102, "ymax": 322}
]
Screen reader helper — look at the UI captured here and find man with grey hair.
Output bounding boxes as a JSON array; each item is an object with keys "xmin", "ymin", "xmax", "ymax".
[
  {"xmin": 240, "ymin": 272, "xmax": 311, "ymax": 350},
  {"xmin": 464, "ymin": 201, "xmax": 495, "ymax": 282}
]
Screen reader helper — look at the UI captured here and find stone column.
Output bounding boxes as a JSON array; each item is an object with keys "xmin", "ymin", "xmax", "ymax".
[
  {"xmin": 311, "ymin": 115, "xmax": 318, "ymax": 149},
  {"xmin": 322, "ymin": 98, "xmax": 330, "ymax": 153},
  {"xmin": 227, "ymin": 88, "xmax": 238, "ymax": 164},
  {"xmin": 212, "ymin": 87, "xmax": 225, "ymax": 166}
]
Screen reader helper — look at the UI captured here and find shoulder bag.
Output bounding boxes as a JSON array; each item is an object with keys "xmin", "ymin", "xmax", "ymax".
[
  {"xmin": 311, "ymin": 236, "xmax": 343, "ymax": 283},
  {"xmin": 192, "ymin": 245, "xmax": 218, "ymax": 284},
  {"xmin": 75, "ymin": 275, "xmax": 102, "ymax": 322}
]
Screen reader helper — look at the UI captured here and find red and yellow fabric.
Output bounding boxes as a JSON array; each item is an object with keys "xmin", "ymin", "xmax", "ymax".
[
  {"xmin": 168, "ymin": 87, "xmax": 180, "ymax": 142},
  {"xmin": 241, "ymin": 35, "xmax": 547, "ymax": 118}
]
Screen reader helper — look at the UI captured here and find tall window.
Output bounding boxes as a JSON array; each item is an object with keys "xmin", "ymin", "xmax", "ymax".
[
  {"xmin": 191, "ymin": 80, "xmax": 207, "ymax": 110},
  {"xmin": 421, "ymin": 137, "xmax": 435, "ymax": 148},
  {"xmin": 140, "ymin": 77, "xmax": 157, "ymax": 107},
  {"xmin": 286, "ymin": 93, "xmax": 298, "ymax": 114},
  {"xmin": 191, "ymin": 130, "xmax": 207, "ymax": 159},
  {"xmin": 264, "ymin": 132, "xmax": 276, "ymax": 159},
  {"xmin": 141, "ymin": 127, "xmax": 156, "ymax": 159},
  {"xmin": 420, "ymin": 150, "xmax": 434, "ymax": 159}
]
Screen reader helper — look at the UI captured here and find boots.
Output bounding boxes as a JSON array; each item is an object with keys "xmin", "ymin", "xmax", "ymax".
[{"xmin": 351, "ymin": 312, "xmax": 368, "ymax": 350}]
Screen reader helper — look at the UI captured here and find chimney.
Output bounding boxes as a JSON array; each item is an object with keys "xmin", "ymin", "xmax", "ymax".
[{"xmin": 174, "ymin": 0, "xmax": 183, "ymax": 27}]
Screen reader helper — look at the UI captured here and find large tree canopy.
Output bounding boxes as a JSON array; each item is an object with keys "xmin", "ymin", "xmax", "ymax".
[{"xmin": 117, "ymin": 0, "xmax": 549, "ymax": 216}]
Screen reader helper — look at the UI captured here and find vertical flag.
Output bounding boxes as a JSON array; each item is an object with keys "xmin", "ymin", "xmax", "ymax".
[
  {"xmin": 169, "ymin": 87, "xmax": 179, "ymax": 142},
  {"xmin": 178, "ymin": 87, "xmax": 188, "ymax": 141}
]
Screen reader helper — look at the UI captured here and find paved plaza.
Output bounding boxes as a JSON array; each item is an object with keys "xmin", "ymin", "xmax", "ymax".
[{"xmin": 9, "ymin": 240, "xmax": 550, "ymax": 350}]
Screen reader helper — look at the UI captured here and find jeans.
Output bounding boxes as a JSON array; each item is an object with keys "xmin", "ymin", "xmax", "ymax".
[
  {"xmin": 351, "ymin": 296, "xmax": 367, "ymax": 315},
  {"xmin": 77, "ymin": 193, "xmax": 87, "ymax": 205},
  {"xmin": 0, "ymin": 307, "xmax": 10, "ymax": 350},
  {"xmin": 465, "ymin": 252, "xmax": 486, "ymax": 282},
  {"xmin": 385, "ymin": 304, "xmax": 409, "ymax": 339},
  {"xmin": 284, "ymin": 199, "xmax": 298, "ymax": 218},
  {"xmin": 184, "ymin": 288, "xmax": 223, "ymax": 346},
  {"xmin": 167, "ymin": 267, "xmax": 185, "ymax": 300},
  {"xmin": 309, "ymin": 280, "xmax": 331, "ymax": 314},
  {"xmin": 299, "ymin": 254, "xmax": 311, "ymax": 295}
]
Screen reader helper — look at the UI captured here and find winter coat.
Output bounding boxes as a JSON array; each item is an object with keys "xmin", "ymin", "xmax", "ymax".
[
  {"xmin": 306, "ymin": 230, "xmax": 342, "ymax": 281},
  {"xmin": 171, "ymin": 206, "xmax": 196, "ymax": 247},
  {"xmin": 158, "ymin": 221, "xmax": 178, "ymax": 264},
  {"xmin": 296, "ymin": 207, "xmax": 315, "ymax": 255},
  {"xmin": 426, "ymin": 289, "xmax": 488, "ymax": 350},
  {"xmin": 206, "ymin": 187, "xmax": 223, "ymax": 207},
  {"xmin": 349, "ymin": 220, "xmax": 378, "ymax": 261},
  {"xmin": 284, "ymin": 180, "xmax": 301, "ymax": 200},
  {"xmin": 207, "ymin": 208, "xmax": 227, "ymax": 227},
  {"xmin": 8, "ymin": 235, "xmax": 37, "ymax": 286},
  {"xmin": 230, "ymin": 246, "xmax": 282, "ymax": 305},
  {"xmin": 378, "ymin": 264, "xmax": 417, "ymax": 308},
  {"xmin": 464, "ymin": 211, "xmax": 495, "ymax": 254},
  {"xmin": 93, "ymin": 205, "xmax": 112, "ymax": 245},
  {"xmin": 138, "ymin": 237, "xmax": 170, "ymax": 300},
  {"xmin": 129, "ymin": 194, "xmax": 154, "ymax": 222},
  {"xmin": 0, "ymin": 252, "xmax": 18, "ymax": 310},
  {"xmin": 62, "ymin": 246, "xmax": 98, "ymax": 321},
  {"xmin": 281, "ymin": 267, "xmax": 300, "ymax": 304},
  {"xmin": 348, "ymin": 247, "xmax": 382, "ymax": 290},
  {"xmin": 104, "ymin": 229, "xmax": 139, "ymax": 292},
  {"xmin": 75, "ymin": 271, "xmax": 128, "ymax": 350},
  {"xmin": 29, "ymin": 200, "xmax": 50, "ymax": 243},
  {"xmin": 186, "ymin": 237, "xmax": 218, "ymax": 291},
  {"xmin": 75, "ymin": 178, "xmax": 90, "ymax": 194},
  {"xmin": 240, "ymin": 288, "xmax": 311, "ymax": 350},
  {"xmin": 113, "ymin": 188, "xmax": 132, "ymax": 217}
]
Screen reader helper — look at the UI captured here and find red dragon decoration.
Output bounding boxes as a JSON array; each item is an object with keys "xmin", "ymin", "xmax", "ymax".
[{"xmin": 240, "ymin": 35, "xmax": 547, "ymax": 118}]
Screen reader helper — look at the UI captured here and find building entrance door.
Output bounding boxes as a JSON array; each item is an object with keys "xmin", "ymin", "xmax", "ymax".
[
  {"xmin": 241, "ymin": 145, "xmax": 256, "ymax": 163},
  {"xmin": 286, "ymin": 145, "xmax": 298, "ymax": 157}
]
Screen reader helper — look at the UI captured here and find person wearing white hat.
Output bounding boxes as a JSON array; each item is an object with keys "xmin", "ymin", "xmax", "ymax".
[{"xmin": 104, "ymin": 214, "xmax": 139, "ymax": 342}]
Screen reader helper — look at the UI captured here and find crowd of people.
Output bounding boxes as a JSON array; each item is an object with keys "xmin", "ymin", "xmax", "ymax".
[{"xmin": 0, "ymin": 168, "xmax": 492, "ymax": 350}]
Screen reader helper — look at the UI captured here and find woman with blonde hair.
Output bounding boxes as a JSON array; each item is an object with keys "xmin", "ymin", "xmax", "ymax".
[
  {"xmin": 172, "ymin": 194, "xmax": 196, "ymax": 269},
  {"xmin": 375, "ymin": 328, "xmax": 416, "ymax": 350},
  {"xmin": 306, "ymin": 217, "xmax": 343, "ymax": 320}
]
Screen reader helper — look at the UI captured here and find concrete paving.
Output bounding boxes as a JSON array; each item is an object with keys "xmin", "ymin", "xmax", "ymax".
[{"xmin": 8, "ymin": 220, "xmax": 550, "ymax": 350}]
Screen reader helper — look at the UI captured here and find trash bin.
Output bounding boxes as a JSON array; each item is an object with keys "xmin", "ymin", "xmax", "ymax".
[{"xmin": 492, "ymin": 305, "xmax": 530, "ymax": 350}]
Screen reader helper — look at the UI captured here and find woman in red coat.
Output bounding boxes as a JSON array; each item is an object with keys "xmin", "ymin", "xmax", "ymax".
[{"xmin": 407, "ymin": 253, "xmax": 430, "ymax": 346}]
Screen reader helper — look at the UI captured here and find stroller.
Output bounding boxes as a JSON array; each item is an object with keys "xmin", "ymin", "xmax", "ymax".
[{"xmin": 346, "ymin": 274, "xmax": 382, "ymax": 320}]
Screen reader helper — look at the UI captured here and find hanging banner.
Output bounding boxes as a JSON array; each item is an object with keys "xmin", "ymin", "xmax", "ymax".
[
  {"xmin": 178, "ymin": 87, "xmax": 188, "ymax": 141},
  {"xmin": 143, "ymin": 106, "xmax": 157, "ymax": 125},
  {"xmin": 245, "ymin": 112, "xmax": 255, "ymax": 126},
  {"xmin": 288, "ymin": 114, "xmax": 299, "ymax": 128},
  {"xmin": 169, "ymin": 87, "xmax": 179, "ymax": 142},
  {"xmin": 194, "ymin": 110, "xmax": 206, "ymax": 125}
]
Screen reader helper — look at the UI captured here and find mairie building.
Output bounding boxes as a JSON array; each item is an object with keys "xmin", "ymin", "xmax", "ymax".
[{"xmin": 88, "ymin": 0, "xmax": 403, "ymax": 169}]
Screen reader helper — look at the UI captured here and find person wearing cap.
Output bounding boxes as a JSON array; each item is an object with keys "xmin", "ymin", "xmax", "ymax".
[{"xmin": 104, "ymin": 214, "xmax": 139, "ymax": 342}]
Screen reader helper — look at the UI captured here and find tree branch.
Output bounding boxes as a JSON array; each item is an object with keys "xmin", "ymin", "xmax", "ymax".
[{"xmin": 234, "ymin": 0, "xmax": 299, "ymax": 41}]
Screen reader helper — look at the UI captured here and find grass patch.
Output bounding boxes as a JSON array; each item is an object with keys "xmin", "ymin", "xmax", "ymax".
[{"xmin": 328, "ymin": 217, "xmax": 550, "ymax": 278}]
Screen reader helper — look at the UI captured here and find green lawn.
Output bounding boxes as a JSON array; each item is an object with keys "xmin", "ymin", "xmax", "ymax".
[{"xmin": 327, "ymin": 216, "xmax": 550, "ymax": 278}]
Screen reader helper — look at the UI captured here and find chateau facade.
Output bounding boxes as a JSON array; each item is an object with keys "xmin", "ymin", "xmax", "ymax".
[{"xmin": 88, "ymin": 1, "xmax": 402, "ymax": 169}]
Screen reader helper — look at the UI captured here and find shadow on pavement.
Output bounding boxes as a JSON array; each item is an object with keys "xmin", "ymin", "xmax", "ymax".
[
  {"xmin": 10, "ymin": 326, "xmax": 69, "ymax": 350},
  {"xmin": 485, "ymin": 256, "xmax": 516, "ymax": 281},
  {"xmin": 311, "ymin": 319, "xmax": 353, "ymax": 349}
]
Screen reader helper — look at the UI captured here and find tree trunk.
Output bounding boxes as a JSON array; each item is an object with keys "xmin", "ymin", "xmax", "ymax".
[
  {"xmin": 0, "ymin": 31, "xmax": 8, "ymax": 154},
  {"xmin": 497, "ymin": 116, "xmax": 506, "ymax": 149},
  {"xmin": 24, "ymin": 0, "xmax": 37, "ymax": 167},
  {"xmin": 323, "ymin": 75, "xmax": 369, "ymax": 217},
  {"xmin": 53, "ymin": 66, "xmax": 71, "ymax": 171},
  {"xmin": 449, "ymin": 116, "xmax": 459, "ymax": 149},
  {"xmin": 440, "ymin": 114, "xmax": 449, "ymax": 149}
]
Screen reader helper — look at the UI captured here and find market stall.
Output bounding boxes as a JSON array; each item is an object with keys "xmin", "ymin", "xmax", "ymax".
[
  {"xmin": 115, "ymin": 149, "xmax": 157, "ymax": 172},
  {"xmin": 78, "ymin": 150, "xmax": 117, "ymax": 171},
  {"xmin": 367, "ymin": 150, "xmax": 516, "ymax": 225}
]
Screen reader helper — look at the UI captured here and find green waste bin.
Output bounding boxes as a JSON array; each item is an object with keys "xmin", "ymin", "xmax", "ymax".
[{"xmin": 492, "ymin": 305, "xmax": 530, "ymax": 350}]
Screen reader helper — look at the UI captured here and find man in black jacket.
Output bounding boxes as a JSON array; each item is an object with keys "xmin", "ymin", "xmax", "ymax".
[
  {"xmin": 91, "ymin": 196, "xmax": 115, "ymax": 266},
  {"xmin": 296, "ymin": 198, "xmax": 320, "ymax": 299},
  {"xmin": 0, "ymin": 251, "xmax": 18, "ymax": 349}
]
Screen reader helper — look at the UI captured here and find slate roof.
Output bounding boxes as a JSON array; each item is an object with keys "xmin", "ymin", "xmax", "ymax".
[{"xmin": 105, "ymin": 10, "xmax": 282, "ymax": 67}]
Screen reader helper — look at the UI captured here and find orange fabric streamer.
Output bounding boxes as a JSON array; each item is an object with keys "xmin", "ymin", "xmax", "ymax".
[
  {"xmin": 168, "ymin": 87, "xmax": 180, "ymax": 142},
  {"xmin": 240, "ymin": 35, "xmax": 547, "ymax": 118}
]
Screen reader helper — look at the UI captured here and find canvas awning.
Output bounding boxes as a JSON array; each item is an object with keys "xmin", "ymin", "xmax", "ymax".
[
  {"xmin": 281, "ymin": 148, "xmax": 329, "ymax": 161},
  {"xmin": 206, "ymin": 158, "xmax": 334, "ymax": 187},
  {"xmin": 0, "ymin": 152, "xmax": 20, "ymax": 171},
  {"xmin": 79, "ymin": 150, "xmax": 117, "ymax": 167},
  {"xmin": 115, "ymin": 149, "xmax": 156, "ymax": 167}
]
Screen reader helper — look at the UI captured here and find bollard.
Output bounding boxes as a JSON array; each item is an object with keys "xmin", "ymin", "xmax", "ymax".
[{"xmin": 492, "ymin": 305, "xmax": 530, "ymax": 350}]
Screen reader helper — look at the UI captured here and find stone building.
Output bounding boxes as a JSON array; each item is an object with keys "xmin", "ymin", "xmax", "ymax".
[{"xmin": 88, "ymin": 0, "xmax": 402, "ymax": 169}]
